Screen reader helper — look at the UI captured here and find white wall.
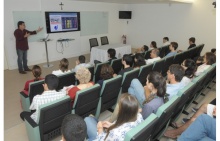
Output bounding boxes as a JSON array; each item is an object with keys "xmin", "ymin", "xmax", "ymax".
[
  {"xmin": 4, "ymin": 0, "xmax": 126, "ymax": 70},
  {"xmin": 126, "ymin": 0, "xmax": 216, "ymax": 54},
  {"xmin": 4, "ymin": 0, "xmax": 215, "ymax": 70}
]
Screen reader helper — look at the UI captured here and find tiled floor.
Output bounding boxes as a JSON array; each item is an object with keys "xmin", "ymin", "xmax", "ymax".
[{"xmin": 4, "ymin": 53, "xmax": 216, "ymax": 141}]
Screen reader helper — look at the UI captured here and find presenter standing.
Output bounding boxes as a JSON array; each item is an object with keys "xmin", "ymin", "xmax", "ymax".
[{"xmin": 14, "ymin": 21, "xmax": 43, "ymax": 74}]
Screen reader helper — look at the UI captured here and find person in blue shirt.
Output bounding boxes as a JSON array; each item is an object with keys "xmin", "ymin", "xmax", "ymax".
[
  {"xmin": 165, "ymin": 42, "xmax": 178, "ymax": 58},
  {"xmin": 166, "ymin": 64, "xmax": 185, "ymax": 100}
]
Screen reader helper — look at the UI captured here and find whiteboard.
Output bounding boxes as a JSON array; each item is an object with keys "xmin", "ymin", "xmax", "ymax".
[
  {"xmin": 80, "ymin": 11, "xmax": 108, "ymax": 36},
  {"xmin": 13, "ymin": 11, "xmax": 46, "ymax": 42}
]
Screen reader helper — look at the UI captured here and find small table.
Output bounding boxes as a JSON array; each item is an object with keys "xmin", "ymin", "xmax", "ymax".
[{"xmin": 90, "ymin": 44, "xmax": 131, "ymax": 64}]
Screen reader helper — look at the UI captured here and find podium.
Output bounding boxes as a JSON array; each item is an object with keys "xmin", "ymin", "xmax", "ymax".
[{"xmin": 40, "ymin": 38, "xmax": 53, "ymax": 68}]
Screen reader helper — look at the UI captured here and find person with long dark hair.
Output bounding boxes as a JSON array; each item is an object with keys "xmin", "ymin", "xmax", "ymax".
[
  {"xmin": 133, "ymin": 53, "xmax": 146, "ymax": 68},
  {"xmin": 195, "ymin": 52, "xmax": 216, "ymax": 76},
  {"xmin": 97, "ymin": 64, "xmax": 114, "ymax": 86},
  {"xmin": 84, "ymin": 94, "xmax": 143, "ymax": 141},
  {"xmin": 128, "ymin": 72, "xmax": 167, "ymax": 119},
  {"xmin": 52, "ymin": 58, "xmax": 71, "ymax": 75},
  {"xmin": 181, "ymin": 59, "xmax": 197, "ymax": 86}
]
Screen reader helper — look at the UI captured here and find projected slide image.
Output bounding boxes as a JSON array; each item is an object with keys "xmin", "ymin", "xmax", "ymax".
[
  {"xmin": 61, "ymin": 17, "xmax": 78, "ymax": 30},
  {"xmin": 49, "ymin": 16, "xmax": 62, "ymax": 32}
]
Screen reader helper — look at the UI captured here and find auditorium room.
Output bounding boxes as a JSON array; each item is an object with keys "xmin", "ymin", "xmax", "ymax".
[{"xmin": 4, "ymin": 0, "xmax": 217, "ymax": 140}]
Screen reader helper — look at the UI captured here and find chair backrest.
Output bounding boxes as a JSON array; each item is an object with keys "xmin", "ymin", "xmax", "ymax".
[
  {"xmin": 152, "ymin": 95, "xmax": 180, "ymax": 139},
  {"xmin": 100, "ymin": 36, "xmax": 109, "ymax": 45},
  {"xmin": 152, "ymin": 58, "xmax": 166, "ymax": 74},
  {"xmin": 197, "ymin": 44, "xmax": 204, "ymax": 57},
  {"xmin": 110, "ymin": 58, "xmax": 123, "ymax": 74},
  {"xmin": 72, "ymin": 84, "xmax": 101, "ymax": 118},
  {"xmin": 164, "ymin": 55, "xmax": 175, "ymax": 76},
  {"xmin": 138, "ymin": 64, "xmax": 153, "ymax": 86},
  {"xmin": 38, "ymin": 96, "xmax": 72, "ymax": 141},
  {"xmin": 121, "ymin": 69, "xmax": 139, "ymax": 93},
  {"xmin": 89, "ymin": 38, "xmax": 99, "ymax": 50},
  {"xmin": 192, "ymin": 72, "xmax": 207, "ymax": 96},
  {"xmin": 28, "ymin": 80, "xmax": 44, "ymax": 104},
  {"xmin": 159, "ymin": 45, "xmax": 169, "ymax": 58},
  {"xmin": 124, "ymin": 113, "xmax": 158, "ymax": 141},
  {"xmin": 56, "ymin": 72, "xmax": 75, "ymax": 91},
  {"xmin": 172, "ymin": 82, "xmax": 196, "ymax": 120},
  {"xmin": 173, "ymin": 53, "xmax": 185, "ymax": 65},
  {"xmin": 87, "ymin": 66, "xmax": 95, "ymax": 82},
  {"xmin": 100, "ymin": 75, "xmax": 122, "ymax": 113},
  {"xmin": 94, "ymin": 62, "xmax": 110, "ymax": 83},
  {"xmin": 144, "ymin": 50, "xmax": 151, "ymax": 60}
]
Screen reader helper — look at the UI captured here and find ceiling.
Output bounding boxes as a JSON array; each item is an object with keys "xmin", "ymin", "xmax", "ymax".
[{"xmin": 73, "ymin": 0, "xmax": 194, "ymax": 4}]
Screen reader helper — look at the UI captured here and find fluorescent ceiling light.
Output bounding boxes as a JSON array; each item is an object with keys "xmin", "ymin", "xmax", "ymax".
[{"xmin": 171, "ymin": 0, "xmax": 194, "ymax": 3}]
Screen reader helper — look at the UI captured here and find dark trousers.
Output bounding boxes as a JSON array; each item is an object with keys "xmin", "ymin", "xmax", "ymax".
[{"xmin": 16, "ymin": 49, "xmax": 28, "ymax": 71}]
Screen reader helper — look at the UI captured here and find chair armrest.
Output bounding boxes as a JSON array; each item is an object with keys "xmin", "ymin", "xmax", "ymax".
[
  {"xmin": 20, "ymin": 91, "xmax": 28, "ymax": 98},
  {"xmin": 24, "ymin": 116, "xmax": 38, "ymax": 128}
]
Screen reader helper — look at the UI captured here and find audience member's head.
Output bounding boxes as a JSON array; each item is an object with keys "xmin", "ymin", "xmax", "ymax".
[
  {"xmin": 169, "ymin": 42, "xmax": 178, "ymax": 51},
  {"xmin": 150, "ymin": 41, "xmax": 157, "ymax": 48},
  {"xmin": 105, "ymin": 94, "xmax": 139, "ymax": 139},
  {"xmin": 61, "ymin": 114, "xmax": 87, "ymax": 141},
  {"xmin": 134, "ymin": 53, "xmax": 146, "ymax": 68},
  {"xmin": 107, "ymin": 48, "xmax": 116, "ymax": 59},
  {"xmin": 75, "ymin": 67, "xmax": 91, "ymax": 84},
  {"xmin": 143, "ymin": 45, "xmax": 149, "ymax": 52},
  {"xmin": 32, "ymin": 65, "xmax": 42, "ymax": 81},
  {"xmin": 150, "ymin": 49, "xmax": 160, "ymax": 59},
  {"xmin": 181, "ymin": 59, "xmax": 197, "ymax": 78},
  {"xmin": 122, "ymin": 54, "xmax": 133, "ymax": 67},
  {"xmin": 163, "ymin": 37, "xmax": 169, "ymax": 43},
  {"xmin": 146, "ymin": 71, "xmax": 166, "ymax": 97},
  {"xmin": 59, "ymin": 58, "xmax": 69, "ymax": 72},
  {"xmin": 204, "ymin": 52, "xmax": 216, "ymax": 65},
  {"xmin": 211, "ymin": 48, "xmax": 216, "ymax": 55},
  {"xmin": 167, "ymin": 64, "xmax": 185, "ymax": 83},
  {"xmin": 44, "ymin": 74, "xmax": 59, "ymax": 90},
  {"xmin": 100, "ymin": 64, "xmax": 114, "ymax": 80},
  {"xmin": 189, "ymin": 37, "xmax": 196, "ymax": 45},
  {"xmin": 78, "ymin": 55, "xmax": 86, "ymax": 63}
]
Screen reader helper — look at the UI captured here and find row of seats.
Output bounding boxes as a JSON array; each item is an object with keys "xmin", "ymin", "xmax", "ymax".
[
  {"xmin": 20, "ymin": 44, "xmax": 204, "ymax": 112},
  {"xmin": 21, "ymin": 44, "xmax": 204, "ymax": 141},
  {"xmin": 125, "ymin": 63, "xmax": 216, "ymax": 141}
]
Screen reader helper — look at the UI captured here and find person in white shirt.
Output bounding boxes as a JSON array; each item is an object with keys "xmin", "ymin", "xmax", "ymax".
[
  {"xmin": 163, "ymin": 37, "xmax": 170, "ymax": 46},
  {"xmin": 73, "ymin": 55, "xmax": 91, "ymax": 72},
  {"xmin": 180, "ymin": 59, "xmax": 197, "ymax": 87},
  {"xmin": 20, "ymin": 74, "xmax": 66, "ymax": 123},
  {"xmin": 52, "ymin": 58, "xmax": 71, "ymax": 75},
  {"xmin": 145, "ymin": 49, "xmax": 161, "ymax": 65},
  {"xmin": 195, "ymin": 52, "xmax": 216, "ymax": 76}
]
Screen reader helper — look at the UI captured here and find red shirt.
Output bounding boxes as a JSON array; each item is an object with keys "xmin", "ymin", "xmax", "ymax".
[
  {"xmin": 14, "ymin": 29, "xmax": 36, "ymax": 50},
  {"xmin": 22, "ymin": 78, "xmax": 44, "ymax": 95},
  {"xmin": 68, "ymin": 82, "xmax": 94, "ymax": 106}
]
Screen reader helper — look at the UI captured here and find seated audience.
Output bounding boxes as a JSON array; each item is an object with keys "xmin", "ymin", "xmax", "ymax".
[
  {"xmin": 128, "ymin": 72, "xmax": 166, "ymax": 119},
  {"xmin": 97, "ymin": 64, "xmax": 114, "ymax": 86},
  {"xmin": 67, "ymin": 67, "xmax": 94, "ymax": 106},
  {"xmin": 84, "ymin": 94, "xmax": 143, "ymax": 141},
  {"xmin": 195, "ymin": 52, "xmax": 216, "ymax": 76},
  {"xmin": 72, "ymin": 55, "xmax": 91, "ymax": 72},
  {"xmin": 61, "ymin": 114, "xmax": 87, "ymax": 141},
  {"xmin": 178, "ymin": 114, "xmax": 216, "ymax": 141},
  {"xmin": 164, "ymin": 103, "xmax": 216, "ymax": 139},
  {"xmin": 166, "ymin": 64, "xmax": 185, "ymax": 99},
  {"xmin": 145, "ymin": 49, "xmax": 161, "ymax": 65},
  {"xmin": 163, "ymin": 37, "xmax": 170, "ymax": 46},
  {"xmin": 187, "ymin": 37, "xmax": 196, "ymax": 49},
  {"xmin": 52, "ymin": 58, "xmax": 71, "ymax": 75},
  {"xmin": 165, "ymin": 42, "xmax": 178, "ymax": 58},
  {"xmin": 180, "ymin": 59, "xmax": 197, "ymax": 87},
  {"xmin": 22, "ymin": 65, "xmax": 43, "ymax": 95},
  {"xmin": 118, "ymin": 54, "xmax": 133, "ymax": 76},
  {"xmin": 20, "ymin": 74, "xmax": 66, "ymax": 123},
  {"xmin": 135, "ymin": 45, "xmax": 149, "ymax": 54},
  {"xmin": 94, "ymin": 48, "xmax": 117, "ymax": 64},
  {"xmin": 149, "ymin": 41, "xmax": 157, "ymax": 50},
  {"xmin": 211, "ymin": 48, "xmax": 216, "ymax": 55},
  {"xmin": 133, "ymin": 53, "xmax": 146, "ymax": 68}
]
